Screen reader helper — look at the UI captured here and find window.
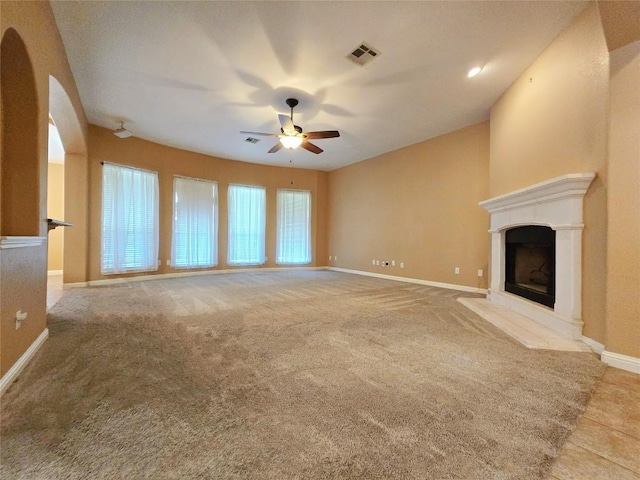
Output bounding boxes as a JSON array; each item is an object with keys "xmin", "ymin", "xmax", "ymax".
[
  {"xmin": 171, "ymin": 176, "xmax": 218, "ymax": 268},
  {"xmin": 276, "ymin": 189, "xmax": 311, "ymax": 265},
  {"xmin": 227, "ymin": 185, "xmax": 266, "ymax": 266},
  {"xmin": 101, "ymin": 163, "xmax": 159, "ymax": 274}
]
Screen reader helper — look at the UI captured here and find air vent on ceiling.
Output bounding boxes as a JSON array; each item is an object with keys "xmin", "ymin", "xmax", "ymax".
[
  {"xmin": 346, "ymin": 42, "xmax": 380, "ymax": 66},
  {"xmin": 245, "ymin": 137, "xmax": 260, "ymax": 144}
]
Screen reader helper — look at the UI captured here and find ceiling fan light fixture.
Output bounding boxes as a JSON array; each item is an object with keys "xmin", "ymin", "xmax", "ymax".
[{"xmin": 280, "ymin": 136, "xmax": 303, "ymax": 149}]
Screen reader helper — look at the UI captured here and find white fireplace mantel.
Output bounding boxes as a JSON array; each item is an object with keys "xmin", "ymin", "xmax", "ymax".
[{"xmin": 479, "ymin": 173, "xmax": 596, "ymax": 339}]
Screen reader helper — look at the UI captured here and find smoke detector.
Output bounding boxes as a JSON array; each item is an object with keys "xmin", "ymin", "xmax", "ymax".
[
  {"xmin": 114, "ymin": 121, "xmax": 133, "ymax": 138},
  {"xmin": 346, "ymin": 42, "xmax": 381, "ymax": 66}
]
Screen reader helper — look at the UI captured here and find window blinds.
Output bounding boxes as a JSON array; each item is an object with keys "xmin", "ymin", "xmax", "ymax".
[
  {"xmin": 276, "ymin": 189, "xmax": 311, "ymax": 265},
  {"xmin": 171, "ymin": 176, "xmax": 218, "ymax": 268},
  {"xmin": 101, "ymin": 163, "xmax": 159, "ymax": 274},
  {"xmin": 227, "ymin": 185, "xmax": 266, "ymax": 266}
]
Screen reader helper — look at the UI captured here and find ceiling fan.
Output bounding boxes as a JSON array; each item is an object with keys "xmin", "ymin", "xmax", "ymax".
[{"xmin": 241, "ymin": 98, "xmax": 340, "ymax": 154}]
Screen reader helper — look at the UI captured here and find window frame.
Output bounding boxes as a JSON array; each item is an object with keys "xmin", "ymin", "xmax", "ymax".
[
  {"xmin": 101, "ymin": 162, "xmax": 159, "ymax": 275},
  {"xmin": 171, "ymin": 175, "xmax": 219, "ymax": 269},
  {"xmin": 227, "ymin": 184, "xmax": 267, "ymax": 266},
  {"xmin": 276, "ymin": 188, "xmax": 312, "ymax": 265}
]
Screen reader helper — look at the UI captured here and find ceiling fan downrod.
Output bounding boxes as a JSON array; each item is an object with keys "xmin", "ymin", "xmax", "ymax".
[{"xmin": 286, "ymin": 98, "xmax": 298, "ymax": 122}]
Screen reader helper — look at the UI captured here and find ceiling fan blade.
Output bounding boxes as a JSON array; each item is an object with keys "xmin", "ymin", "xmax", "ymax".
[
  {"xmin": 301, "ymin": 140, "xmax": 323, "ymax": 154},
  {"xmin": 240, "ymin": 131, "xmax": 279, "ymax": 137},
  {"xmin": 268, "ymin": 141, "xmax": 284, "ymax": 153},
  {"xmin": 304, "ymin": 130, "xmax": 340, "ymax": 139},
  {"xmin": 278, "ymin": 114, "xmax": 296, "ymax": 134}
]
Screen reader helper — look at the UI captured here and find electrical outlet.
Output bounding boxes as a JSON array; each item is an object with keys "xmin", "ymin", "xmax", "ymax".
[
  {"xmin": 376, "ymin": 260, "xmax": 380, "ymax": 266},
  {"xmin": 166, "ymin": 260, "xmax": 171, "ymax": 266},
  {"xmin": 477, "ymin": 269, "xmax": 483, "ymax": 277},
  {"xmin": 372, "ymin": 259, "xmax": 376, "ymax": 265},
  {"xmin": 455, "ymin": 267, "xmax": 460, "ymax": 274},
  {"xmin": 391, "ymin": 260, "xmax": 395, "ymax": 266},
  {"xmin": 335, "ymin": 256, "xmax": 337, "ymax": 262},
  {"xmin": 400, "ymin": 262, "xmax": 404, "ymax": 268}
]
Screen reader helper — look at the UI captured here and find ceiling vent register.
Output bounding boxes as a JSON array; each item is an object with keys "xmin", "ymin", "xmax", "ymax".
[
  {"xmin": 346, "ymin": 42, "xmax": 380, "ymax": 66},
  {"xmin": 245, "ymin": 137, "xmax": 260, "ymax": 144}
]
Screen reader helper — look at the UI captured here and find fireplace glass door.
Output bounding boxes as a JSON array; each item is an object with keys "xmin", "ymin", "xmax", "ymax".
[{"xmin": 504, "ymin": 226, "xmax": 555, "ymax": 308}]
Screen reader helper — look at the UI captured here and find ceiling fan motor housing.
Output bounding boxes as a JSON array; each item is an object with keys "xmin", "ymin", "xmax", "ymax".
[{"xmin": 280, "ymin": 125, "xmax": 303, "ymax": 134}]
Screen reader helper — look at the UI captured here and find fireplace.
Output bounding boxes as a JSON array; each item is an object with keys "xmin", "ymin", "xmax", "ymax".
[
  {"xmin": 479, "ymin": 173, "xmax": 595, "ymax": 339},
  {"xmin": 505, "ymin": 226, "xmax": 555, "ymax": 308}
]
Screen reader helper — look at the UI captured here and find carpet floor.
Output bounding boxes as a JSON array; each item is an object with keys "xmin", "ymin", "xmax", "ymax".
[{"xmin": 0, "ymin": 270, "xmax": 604, "ymax": 479}]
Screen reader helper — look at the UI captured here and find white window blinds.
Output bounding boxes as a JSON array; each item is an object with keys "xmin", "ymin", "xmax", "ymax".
[
  {"xmin": 276, "ymin": 189, "xmax": 311, "ymax": 265},
  {"xmin": 101, "ymin": 163, "xmax": 159, "ymax": 275},
  {"xmin": 171, "ymin": 176, "xmax": 218, "ymax": 268},
  {"xmin": 227, "ymin": 185, "xmax": 266, "ymax": 266}
]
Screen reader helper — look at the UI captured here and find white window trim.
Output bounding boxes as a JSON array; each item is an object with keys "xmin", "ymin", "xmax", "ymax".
[
  {"xmin": 276, "ymin": 188, "xmax": 312, "ymax": 265},
  {"xmin": 101, "ymin": 162, "xmax": 159, "ymax": 275},
  {"xmin": 227, "ymin": 184, "xmax": 266, "ymax": 266},
  {"xmin": 171, "ymin": 175, "xmax": 218, "ymax": 269}
]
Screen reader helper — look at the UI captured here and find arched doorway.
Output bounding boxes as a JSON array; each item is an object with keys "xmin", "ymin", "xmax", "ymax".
[
  {"xmin": 48, "ymin": 75, "xmax": 88, "ymax": 286},
  {"xmin": 1, "ymin": 28, "xmax": 39, "ymax": 236}
]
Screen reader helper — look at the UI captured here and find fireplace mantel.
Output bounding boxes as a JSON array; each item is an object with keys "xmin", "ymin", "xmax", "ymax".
[{"xmin": 479, "ymin": 173, "xmax": 596, "ymax": 339}]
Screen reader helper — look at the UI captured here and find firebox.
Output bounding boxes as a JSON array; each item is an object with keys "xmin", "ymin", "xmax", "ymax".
[{"xmin": 505, "ymin": 226, "xmax": 555, "ymax": 308}]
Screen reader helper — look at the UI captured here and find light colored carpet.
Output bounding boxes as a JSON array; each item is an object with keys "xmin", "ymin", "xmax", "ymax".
[{"xmin": 0, "ymin": 270, "xmax": 604, "ymax": 479}]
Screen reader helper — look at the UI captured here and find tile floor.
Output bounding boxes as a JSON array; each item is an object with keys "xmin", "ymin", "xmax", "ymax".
[
  {"xmin": 549, "ymin": 367, "xmax": 640, "ymax": 479},
  {"xmin": 46, "ymin": 273, "xmax": 64, "ymax": 311},
  {"xmin": 46, "ymin": 276, "xmax": 640, "ymax": 478}
]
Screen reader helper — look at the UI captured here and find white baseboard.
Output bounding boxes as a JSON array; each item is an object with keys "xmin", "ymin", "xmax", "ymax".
[
  {"xmin": 579, "ymin": 337, "xmax": 639, "ymax": 375},
  {"xmin": 62, "ymin": 281, "xmax": 89, "ymax": 289},
  {"xmin": 68, "ymin": 266, "xmax": 328, "ymax": 288},
  {"xmin": 581, "ymin": 336, "xmax": 605, "ymax": 355},
  {"xmin": 47, "ymin": 270, "xmax": 63, "ymax": 276},
  {"xmin": 0, "ymin": 328, "xmax": 49, "ymax": 396},
  {"xmin": 328, "ymin": 267, "xmax": 487, "ymax": 294},
  {"xmin": 601, "ymin": 350, "xmax": 640, "ymax": 375}
]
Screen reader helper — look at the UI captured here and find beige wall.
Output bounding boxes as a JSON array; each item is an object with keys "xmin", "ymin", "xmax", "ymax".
[
  {"xmin": 598, "ymin": 0, "xmax": 640, "ymax": 52},
  {"xmin": 47, "ymin": 162, "xmax": 65, "ymax": 271},
  {"xmin": 328, "ymin": 122, "xmax": 490, "ymax": 290},
  {"xmin": 606, "ymin": 41, "xmax": 640, "ymax": 358},
  {"xmin": 0, "ymin": 1, "xmax": 87, "ymax": 377},
  {"xmin": 490, "ymin": 4, "xmax": 609, "ymax": 344},
  {"xmin": 87, "ymin": 125, "xmax": 329, "ymax": 282}
]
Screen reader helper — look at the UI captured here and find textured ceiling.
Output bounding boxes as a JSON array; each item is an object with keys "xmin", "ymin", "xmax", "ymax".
[{"xmin": 51, "ymin": 1, "xmax": 588, "ymax": 171}]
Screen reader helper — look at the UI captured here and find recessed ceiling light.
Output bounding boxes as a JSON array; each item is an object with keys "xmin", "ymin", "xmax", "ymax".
[{"xmin": 467, "ymin": 66, "xmax": 483, "ymax": 78}]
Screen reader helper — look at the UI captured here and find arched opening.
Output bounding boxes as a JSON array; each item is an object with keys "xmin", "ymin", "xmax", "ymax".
[
  {"xmin": 1, "ymin": 28, "xmax": 40, "ymax": 236},
  {"xmin": 47, "ymin": 116, "xmax": 65, "ymax": 303},
  {"xmin": 48, "ymin": 75, "xmax": 88, "ymax": 286}
]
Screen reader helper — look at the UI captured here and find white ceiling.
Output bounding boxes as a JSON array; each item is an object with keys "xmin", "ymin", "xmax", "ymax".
[{"xmin": 51, "ymin": 1, "xmax": 588, "ymax": 171}]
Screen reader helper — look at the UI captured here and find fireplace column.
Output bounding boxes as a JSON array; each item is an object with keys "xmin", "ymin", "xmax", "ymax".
[{"xmin": 555, "ymin": 227, "xmax": 582, "ymax": 322}]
